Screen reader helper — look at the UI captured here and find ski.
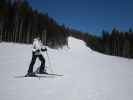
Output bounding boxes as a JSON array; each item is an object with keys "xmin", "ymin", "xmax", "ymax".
[
  {"xmin": 34, "ymin": 69, "xmax": 64, "ymax": 76},
  {"xmin": 36, "ymin": 73, "xmax": 63, "ymax": 76},
  {"xmin": 15, "ymin": 75, "xmax": 55, "ymax": 78},
  {"xmin": 15, "ymin": 73, "xmax": 63, "ymax": 78}
]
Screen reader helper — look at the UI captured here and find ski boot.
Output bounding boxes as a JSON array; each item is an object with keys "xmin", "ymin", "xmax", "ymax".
[
  {"xmin": 25, "ymin": 72, "xmax": 36, "ymax": 77},
  {"xmin": 39, "ymin": 70, "xmax": 48, "ymax": 74}
]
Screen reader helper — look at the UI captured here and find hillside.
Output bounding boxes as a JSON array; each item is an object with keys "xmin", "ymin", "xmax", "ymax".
[{"xmin": 0, "ymin": 37, "xmax": 133, "ymax": 100}]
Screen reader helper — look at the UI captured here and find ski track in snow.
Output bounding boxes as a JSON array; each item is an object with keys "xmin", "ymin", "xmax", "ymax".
[{"xmin": 0, "ymin": 37, "xmax": 133, "ymax": 100}]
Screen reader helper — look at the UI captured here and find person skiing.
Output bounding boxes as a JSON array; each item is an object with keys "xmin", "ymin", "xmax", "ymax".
[{"xmin": 26, "ymin": 37, "xmax": 48, "ymax": 76}]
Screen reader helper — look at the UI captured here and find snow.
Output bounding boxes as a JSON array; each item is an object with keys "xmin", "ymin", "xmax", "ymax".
[{"xmin": 0, "ymin": 37, "xmax": 133, "ymax": 100}]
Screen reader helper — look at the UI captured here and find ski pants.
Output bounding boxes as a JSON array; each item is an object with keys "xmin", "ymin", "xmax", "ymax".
[{"xmin": 28, "ymin": 52, "xmax": 45, "ymax": 73}]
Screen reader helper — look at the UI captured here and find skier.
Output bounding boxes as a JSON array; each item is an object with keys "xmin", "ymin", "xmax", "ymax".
[{"xmin": 26, "ymin": 37, "xmax": 48, "ymax": 76}]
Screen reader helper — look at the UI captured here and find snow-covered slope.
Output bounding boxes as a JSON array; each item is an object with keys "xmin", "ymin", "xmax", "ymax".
[{"xmin": 0, "ymin": 37, "xmax": 133, "ymax": 100}]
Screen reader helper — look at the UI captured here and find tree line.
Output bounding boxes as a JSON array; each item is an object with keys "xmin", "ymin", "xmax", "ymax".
[
  {"xmin": 0, "ymin": 0, "xmax": 68, "ymax": 48},
  {"xmin": 100, "ymin": 28, "xmax": 133, "ymax": 58}
]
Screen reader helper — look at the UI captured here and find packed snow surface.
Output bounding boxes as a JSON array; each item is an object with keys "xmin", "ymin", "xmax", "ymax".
[{"xmin": 0, "ymin": 37, "xmax": 133, "ymax": 100}]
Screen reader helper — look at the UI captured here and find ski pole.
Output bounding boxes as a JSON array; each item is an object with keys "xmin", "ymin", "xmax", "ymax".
[
  {"xmin": 46, "ymin": 50, "xmax": 54, "ymax": 73},
  {"xmin": 44, "ymin": 29, "xmax": 54, "ymax": 73}
]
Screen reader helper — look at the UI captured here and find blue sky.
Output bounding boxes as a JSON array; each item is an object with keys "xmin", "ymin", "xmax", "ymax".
[{"xmin": 28, "ymin": 0, "xmax": 133, "ymax": 36}]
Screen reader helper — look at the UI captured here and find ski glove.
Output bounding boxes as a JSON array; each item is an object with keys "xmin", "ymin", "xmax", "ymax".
[
  {"xmin": 36, "ymin": 49, "xmax": 40, "ymax": 52},
  {"xmin": 41, "ymin": 48, "xmax": 47, "ymax": 52}
]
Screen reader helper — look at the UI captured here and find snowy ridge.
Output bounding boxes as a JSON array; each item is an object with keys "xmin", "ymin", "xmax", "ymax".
[
  {"xmin": 68, "ymin": 37, "xmax": 87, "ymax": 49},
  {"xmin": 0, "ymin": 37, "xmax": 133, "ymax": 100}
]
